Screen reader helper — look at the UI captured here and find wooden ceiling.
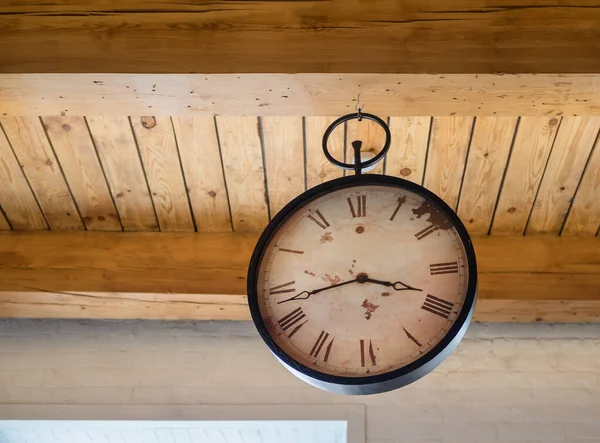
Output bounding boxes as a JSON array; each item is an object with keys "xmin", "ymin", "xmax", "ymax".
[
  {"xmin": 0, "ymin": 114, "xmax": 598, "ymax": 323},
  {"xmin": 0, "ymin": 115, "xmax": 598, "ymax": 236},
  {"xmin": 1, "ymin": 0, "xmax": 600, "ymax": 323}
]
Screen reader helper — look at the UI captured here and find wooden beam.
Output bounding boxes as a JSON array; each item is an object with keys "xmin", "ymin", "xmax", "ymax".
[
  {"xmin": 2, "ymin": 1, "xmax": 600, "ymax": 75},
  {"xmin": 3, "ymin": 74, "xmax": 600, "ymax": 117},
  {"xmin": 0, "ymin": 232, "xmax": 598, "ymax": 322}
]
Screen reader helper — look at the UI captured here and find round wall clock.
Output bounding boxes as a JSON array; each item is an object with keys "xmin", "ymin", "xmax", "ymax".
[{"xmin": 248, "ymin": 113, "xmax": 477, "ymax": 395}]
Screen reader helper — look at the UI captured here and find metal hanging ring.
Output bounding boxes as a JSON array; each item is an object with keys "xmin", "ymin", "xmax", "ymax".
[{"xmin": 322, "ymin": 112, "xmax": 391, "ymax": 171}]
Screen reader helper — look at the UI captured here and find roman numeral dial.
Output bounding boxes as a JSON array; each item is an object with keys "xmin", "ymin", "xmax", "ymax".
[{"xmin": 257, "ymin": 184, "xmax": 471, "ymax": 380}]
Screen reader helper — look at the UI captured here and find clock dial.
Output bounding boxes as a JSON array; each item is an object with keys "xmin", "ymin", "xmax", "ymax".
[{"xmin": 257, "ymin": 184, "xmax": 469, "ymax": 377}]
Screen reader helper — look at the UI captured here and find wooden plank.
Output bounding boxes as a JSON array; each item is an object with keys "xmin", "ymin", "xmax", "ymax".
[
  {"xmin": 0, "ymin": 123, "xmax": 47, "ymax": 229},
  {"xmin": 562, "ymin": 138, "xmax": 600, "ymax": 236},
  {"xmin": 3, "ymin": 1, "xmax": 600, "ymax": 75},
  {"xmin": 0, "ymin": 116, "xmax": 82, "ymax": 230},
  {"xmin": 305, "ymin": 117, "xmax": 344, "ymax": 189},
  {"xmin": 0, "ymin": 232, "xmax": 598, "ymax": 322},
  {"xmin": 130, "ymin": 116, "xmax": 194, "ymax": 232},
  {"xmin": 171, "ymin": 116, "xmax": 232, "ymax": 232},
  {"xmin": 86, "ymin": 117, "xmax": 158, "ymax": 231},
  {"xmin": 216, "ymin": 116, "xmax": 269, "ymax": 232},
  {"xmin": 1, "ymin": 291, "xmax": 599, "ymax": 323},
  {"xmin": 346, "ymin": 118, "xmax": 388, "ymax": 174},
  {"xmin": 456, "ymin": 117, "xmax": 517, "ymax": 235},
  {"xmin": 423, "ymin": 117, "xmax": 474, "ymax": 210},
  {"xmin": 385, "ymin": 117, "xmax": 431, "ymax": 184},
  {"xmin": 261, "ymin": 117, "xmax": 305, "ymax": 214},
  {"xmin": 492, "ymin": 117, "xmax": 561, "ymax": 235},
  {"xmin": 528, "ymin": 117, "xmax": 600, "ymax": 234},
  {"xmin": 41, "ymin": 116, "xmax": 121, "ymax": 231},
  {"xmin": 474, "ymin": 300, "xmax": 600, "ymax": 323},
  {"xmin": 5, "ymin": 74, "xmax": 600, "ymax": 117}
]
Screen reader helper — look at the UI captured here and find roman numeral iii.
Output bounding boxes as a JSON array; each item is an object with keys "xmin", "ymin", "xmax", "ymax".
[
  {"xmin": 278, "ymin": 307, "xmax": 307, "ymax": 338},
  {"xmin": 310, "ymin": 331, "xmax": 334, "ymax": 362},
  {"xmin": 347, "ymin": 195, "xmax": 366, "ymax": 218},
  {"xmin": 421, "ymin": 294, "xmax": 454, "ymax": 319},
  {"xmin": 430, "ymin": 262, "xmax": 459, "ymax": 275}
]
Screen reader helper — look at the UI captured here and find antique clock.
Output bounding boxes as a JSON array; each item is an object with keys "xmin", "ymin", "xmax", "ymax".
[{"xmin": 248, "ymin": 113, "xmax": 477, "ymax": 395}]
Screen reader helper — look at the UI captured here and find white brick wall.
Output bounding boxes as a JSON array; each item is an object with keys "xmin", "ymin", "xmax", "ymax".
[{"xmin": 1, "ymin": 320, "xmax": 600, "ymax": 443}]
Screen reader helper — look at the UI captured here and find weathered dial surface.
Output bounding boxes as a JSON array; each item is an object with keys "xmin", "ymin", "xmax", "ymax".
[{"xmin": 257, "ymin": 184, "xmax": 469, "ymax": 377}]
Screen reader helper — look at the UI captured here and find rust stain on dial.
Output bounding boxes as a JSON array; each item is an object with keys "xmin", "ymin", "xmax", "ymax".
[
  {"xmin": 412, "ymin": 201, "xmax": 452, "ymax": 231},
  {"xmin": 361, "ymin": 299, "xmax": 380, "ymax": 320}
]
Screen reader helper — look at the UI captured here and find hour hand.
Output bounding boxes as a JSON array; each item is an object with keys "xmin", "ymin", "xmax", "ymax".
[{"xmin": 364, "ymin": 277, "xmax": 422, "ymax": 292}]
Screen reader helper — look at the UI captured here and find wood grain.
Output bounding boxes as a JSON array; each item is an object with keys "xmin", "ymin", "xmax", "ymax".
[
  {"xmin": 385, "ymin": 117, "xmax": 431, "ymax": 184},
  {"xmin": 41, "ymin": 116, "xmax": 121, "ymax": 231},
  {"xmin": 305, "ymin": 117, "xmax": 344, "ymax": 189},
  {"xmin": 423, "ymin": 117, "xmax": 474, "ymax": 210},
  {"xmin": 346, "ymin": 118, "xmax": 388, "ymax": 174},
  {"xmin": 130, "ymin": 116, "xmax": 194, "ymax": 232},
  {"xmin": 457, "ymin": 117, "xmax": 517, "ymax": 235},
  {"xmin": 492, "ymin": 117, "xmax": 561, "ymax": 235},
  {"xmin": 474, "ymin": 300, "xmax": 600, "ymax": 323},
  {"xmin": 562, "ymin": 138, "xmax": 600, "ymax": 236},
  {"xmin": 0, "ymin": 210, "xmax": 9, "ymax": 230},
  {"xmin": 0, "ymin": 232, "xmax": 598, "ymax": 322},
  {"xmin": 527, "ymin": 117, "xmax": 600, "ymax": 234},
  {"xmin": 0, "ymin": 123, "xmax": 47, "ymax": 229},
  {"xmin": 4, "ymin": 74, "xmax": 600, "ymax": 117},
  {"xmin": 171, "ymin": 116, "xmax": 232, "ymax": 232},
  {"xmin": 3, "ymin": 1, "xmax": 600, "ymax": 75},
  {"xmin": 86, "ymin": 117, "xmax": 158, "ymax": 231},
  {"xmin": 0, "ymin": 116, "xmax": 82, "ymax": 229},
  {"xmin": 261, "ymin": 117, "xmax": 305, "ymax": 215},
  {"xmin": 216, "ymin": 116, "xmax": 269, "ymax": 232}
]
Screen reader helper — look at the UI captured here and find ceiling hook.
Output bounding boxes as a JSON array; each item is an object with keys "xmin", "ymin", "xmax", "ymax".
[{"xmin": 355, "ymin": 94, "xmax": 364, "ymax": 121}]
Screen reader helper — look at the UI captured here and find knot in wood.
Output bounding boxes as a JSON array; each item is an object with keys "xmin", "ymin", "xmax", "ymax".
[{"xmin": 141, "ymin": 116, "xmax": 156, "ymax": 129}]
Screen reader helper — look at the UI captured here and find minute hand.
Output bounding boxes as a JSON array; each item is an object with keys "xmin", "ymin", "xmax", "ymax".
[
  {"xmin": 364, "ymin": 277, "xmax": 423, "ymax": 292},
  {"xmin": 277, "ymin": 278, "xmax": 358, "ymax": 304}
]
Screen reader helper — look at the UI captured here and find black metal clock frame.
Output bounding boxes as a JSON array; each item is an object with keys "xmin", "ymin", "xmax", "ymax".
[{"xmin": 247, "ymin": 112, "xmax": 478, "ymax": 395}]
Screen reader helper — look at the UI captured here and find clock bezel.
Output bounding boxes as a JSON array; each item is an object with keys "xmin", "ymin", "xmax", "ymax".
[{"xmin": 247, "ymin": 174, "xmax": 477, "ymax": 395}]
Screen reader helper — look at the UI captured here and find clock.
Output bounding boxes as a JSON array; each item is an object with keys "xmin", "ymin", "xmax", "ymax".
[{"xmin": 247, "ymin": 114, "xmax": 477, "ymax": 395}]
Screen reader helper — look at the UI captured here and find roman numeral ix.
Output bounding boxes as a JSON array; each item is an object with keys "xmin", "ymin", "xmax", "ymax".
[
  {"xmin": 278, "ymin": 307, "xmax": 307, "ymax": 338},
  {"xmin": 421, "ymin": 294, "xmax": 454, "ymax": 319},
  {"xmin": 430, "ymin": 262, "xmax": 459, "ymax": 275},
  {"xmin": 309, "ymin": 331, "xmax": 334, "ymax": 362},
  {"xmin": 347, "ymin": 196, "xmax": 367, "ymax": 218}
]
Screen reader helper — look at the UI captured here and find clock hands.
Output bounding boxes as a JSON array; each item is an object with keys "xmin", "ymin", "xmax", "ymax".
[
  {"xmin": 277, "ymin": 272, "xmax": 422, "ymax": 304},
  {"xmin": 277, "ymin": 278, "xmax": 359, "ymax": 304}
]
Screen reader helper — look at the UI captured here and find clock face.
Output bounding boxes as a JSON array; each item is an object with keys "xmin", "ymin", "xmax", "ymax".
[{"xmin": 254, "ymin": 182, "xmax": 471, "ymax": 379}]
